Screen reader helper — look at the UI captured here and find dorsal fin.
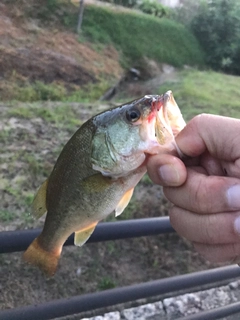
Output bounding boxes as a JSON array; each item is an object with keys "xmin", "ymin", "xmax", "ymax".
[{"xmin": 31, "ymin": 179, "xmax": 48, "ymax": 219}]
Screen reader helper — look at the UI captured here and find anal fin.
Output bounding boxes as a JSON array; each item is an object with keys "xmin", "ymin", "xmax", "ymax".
[
  {"xmin": 115, "ymin": 188, "xmax": 134, "ymax": 217},
  {"xmin": 31, "ymin": 179, "xmax": 48, "ymax": 219},
  {"xmin": 74, "ymin": 222, "xmax": 98, "ymax": 247}
]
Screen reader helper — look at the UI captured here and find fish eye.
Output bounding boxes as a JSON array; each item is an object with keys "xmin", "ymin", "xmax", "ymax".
[{"xmin": 126, "ymin": 108, "xmax": 141, "ymax": 122}]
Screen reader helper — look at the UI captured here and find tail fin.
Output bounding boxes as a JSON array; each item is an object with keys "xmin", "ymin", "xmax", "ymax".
[{"xmin": 23, "ymin": 238, "xmax": 60, "ymax": 277}]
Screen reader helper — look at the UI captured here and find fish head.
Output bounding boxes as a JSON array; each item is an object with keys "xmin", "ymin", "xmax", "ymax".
[{"xmin": 91, "ymin": 91, "xmax": 185, "ymax": 177}]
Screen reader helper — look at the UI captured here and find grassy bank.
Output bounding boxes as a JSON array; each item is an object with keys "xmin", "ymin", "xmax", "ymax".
[
  {"xmin": 82, "ymin": 5, "xmax": 204, "ymax": 68},
  {"xmin": 0, "ymin": 0, "xmax": 205, "ymax": 102},
  {"xmin": 158, "ymin": 69, "xmax": 240, "ymax": 120}
]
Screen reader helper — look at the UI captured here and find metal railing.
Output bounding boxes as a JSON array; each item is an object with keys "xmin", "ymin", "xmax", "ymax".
[
  {"xmin": 1, "ymin": 217, "xmax": 240, "ymax": 320},
  {"xmin": 0, "ymin": 217, "xmax": 174, "ymax": 253}
]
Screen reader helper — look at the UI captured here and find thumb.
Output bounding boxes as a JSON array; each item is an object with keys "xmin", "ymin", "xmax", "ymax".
[
  {"xmin": 176, "ymin": 114, "xmax": 240, "ymax": 161},
  {"xmin": 147, "ymin": 153, "xmax": 187, "ymax": 186}
]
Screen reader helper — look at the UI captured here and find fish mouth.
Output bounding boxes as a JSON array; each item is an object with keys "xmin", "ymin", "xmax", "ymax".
[
  {"xmin": 152, "ymin": 91, "xmax": 186, "ymax": 149},
  {"xmin": 140, "ymin": 92, "xmax": 185, "ymax": 157},
  {"xmin": 151, "ymin": 92, "xmax": 174, "ymax": 146}
]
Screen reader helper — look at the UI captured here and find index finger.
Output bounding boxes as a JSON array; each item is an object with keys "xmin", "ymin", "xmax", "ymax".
[{"xmin": 164, "ymin": 168, "xmax": 240, "ymax": 214}]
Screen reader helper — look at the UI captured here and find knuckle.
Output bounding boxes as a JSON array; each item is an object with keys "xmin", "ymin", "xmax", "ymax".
[
  {"xmin": 192, "ymin": 177, "xmax": 213, "ymax": 213},
  {"xmin": 190, "ymin": 113, "xmax": 209, "ymax": 129},
  {"xmin": 203, "ymin": 215, "xmax": 218, "ymax": 244},
  {"xmin": 192, "ymin": 176, "xmax": 227, "ymax": 214}
]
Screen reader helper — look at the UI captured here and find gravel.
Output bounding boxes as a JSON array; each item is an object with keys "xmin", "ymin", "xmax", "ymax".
[{"xmin": 81, "ymin": 280, "xmax": 240, "ymax": 320}]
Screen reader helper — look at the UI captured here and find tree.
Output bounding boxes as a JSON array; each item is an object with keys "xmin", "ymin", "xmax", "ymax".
[{"xmin": 191, "ymin": 0, "xmax": 240, "ymax": 74}]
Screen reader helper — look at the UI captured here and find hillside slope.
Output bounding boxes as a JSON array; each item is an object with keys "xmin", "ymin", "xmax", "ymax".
[
  {"xmin": 0, "ymin": 0, "xmax": 204, "ymax": 101},
  {"xmin": 0, "ymin": 1, "xmax": 123, "ymax": 100}
]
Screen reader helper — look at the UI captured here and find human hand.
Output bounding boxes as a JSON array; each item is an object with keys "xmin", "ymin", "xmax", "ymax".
[{"xmin": 147, "ymin": 114, "xmax": 240, "ymax": 263}]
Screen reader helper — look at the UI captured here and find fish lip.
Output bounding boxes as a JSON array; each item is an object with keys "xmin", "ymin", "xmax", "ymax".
[
  {"xmin": 145, "ymin": 94, "xmax": 164, "ymax": 113},
  {"xmin": 153, "ymin": 91, "xmax": 175, "ymax": 146},
  {"xmin": 144, "ymin": 92, "xmax": 173, "ymax": 125},
  {"xmin": 151, "ymin": 93, "xmax": 170, "ymax": 125},
  {"xmin": 162, "ymin": 91, "xmax": 171, "ymax": 123}
]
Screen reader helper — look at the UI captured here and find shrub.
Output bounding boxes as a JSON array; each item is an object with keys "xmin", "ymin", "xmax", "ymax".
[{"xmin": 135, "ymin": 0, "xmax": 168, "ymax": 18}]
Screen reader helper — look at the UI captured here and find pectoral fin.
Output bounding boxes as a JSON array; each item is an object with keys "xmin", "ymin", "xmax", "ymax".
[
  {"xmin": 31, "ymin": 179, "xmax": 48, "ymax": 219},
  {"xmin": 115, "ymin": 188, "xmax": 134, "ymax": 217},
  {"xmin": 74, "ymin": 222, "xmax": 98, "ymax": 247}
]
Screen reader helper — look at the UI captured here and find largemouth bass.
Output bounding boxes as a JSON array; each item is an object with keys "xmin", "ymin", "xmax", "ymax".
[{"xmin": 24, "ymin": 91, "xmax": 185, "ymax": 276}]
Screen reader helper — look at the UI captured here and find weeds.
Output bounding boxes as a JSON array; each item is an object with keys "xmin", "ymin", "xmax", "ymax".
[
  {"xmin": 98, "ymin": 277, "xmax": 116, "ymax": 290},
  {"xmin": 0, "ymin": 210, "xmax": 16, "ymax": 222},
  {"xmin": 23, "ymin": 192, "xmax": 35, "ymax": 207}
]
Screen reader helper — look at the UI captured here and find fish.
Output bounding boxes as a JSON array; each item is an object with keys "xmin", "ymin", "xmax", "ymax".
[{"xmin": 23, "ymin": 91, "xmax": 185, "ymax": 276}]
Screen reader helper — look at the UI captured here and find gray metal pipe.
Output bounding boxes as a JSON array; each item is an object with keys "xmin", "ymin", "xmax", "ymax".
[{"xmin": 0, "ymin": 217, "xmax": 174, "ymax": 253}]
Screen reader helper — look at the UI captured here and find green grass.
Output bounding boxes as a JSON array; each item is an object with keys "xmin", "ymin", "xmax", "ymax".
[
  {"xmin": 66, "ymin": 81, "xmax": 111, "ymax": 102},
  {"xmin": 7, "ymin": 103, "xmax": 82, "ymax": 127},
  {"xmin": 82, "ymin": 5, "xmax": 204, "ymax": 68},
  {"xmin": 23, "ymin": 192, "xmax": 35, "ymax": 207},
  {"xmin": 12, "ymin": 80, "xmax": 112, "ymax": 103},
  {"xmin": 15, "ymin": 81, "xmax": 67, "ymax": 102},
  {"xmin": 158, "ymin": 69, "xmax": 240, "ymax": 120},
  {"xmin": 98, "ymin": 277, "xmax": 116, "ymax": 290}
]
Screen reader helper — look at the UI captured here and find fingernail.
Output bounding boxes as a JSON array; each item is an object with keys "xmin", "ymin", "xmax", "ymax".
[
  {"xmin": 234, "ymin": 216, "xmax": 240, "ymax": 234},
  {"xmin": 158, "ymin": 164, "xmax": 179, "ymax": 185},
  {"xmin": 227, "ymin": 185, "xmax": 240, "ymax": 209}
]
